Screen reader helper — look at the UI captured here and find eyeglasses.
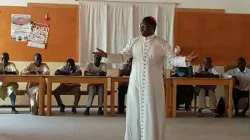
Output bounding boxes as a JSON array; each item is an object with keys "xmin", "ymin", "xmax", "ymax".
[{"xmin": 139, "ymin": 24, "xmax": 152, "ymax": 28}]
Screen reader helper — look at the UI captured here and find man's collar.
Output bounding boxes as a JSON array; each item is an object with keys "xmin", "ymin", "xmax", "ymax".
[
  {"xmin": 237, "ymin": 68, "xmax": 246, "ymax": 73},
  {"xmin": 142, "ymin": 34, "xmax": 155, "ymax": 41}
]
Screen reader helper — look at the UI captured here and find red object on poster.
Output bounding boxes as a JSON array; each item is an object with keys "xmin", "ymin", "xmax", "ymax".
[{"xmin": 44, "ymin": 12, "xmax": 50, "ymax": 22}]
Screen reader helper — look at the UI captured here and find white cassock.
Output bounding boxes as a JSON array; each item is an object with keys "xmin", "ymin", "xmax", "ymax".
[{"xmin": 107, "ymin": 34, "xmax": 187, "ymax": 140}]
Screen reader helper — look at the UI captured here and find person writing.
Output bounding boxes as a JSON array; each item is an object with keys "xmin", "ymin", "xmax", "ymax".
[
  {"xmin": 21, "ymin": 53, "xmax": 50, "ymax": 115},
  {"xmin": 53, "ymin": 59, "xmax": 82, "ymax": 113}
]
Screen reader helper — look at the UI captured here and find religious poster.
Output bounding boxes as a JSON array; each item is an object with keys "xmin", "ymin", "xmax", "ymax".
[
  {"xmin": 11, "ymin": 14, "xmax": 32, "ymax": 41},
  {"xmin": 27, "ymin": 22, "xmax": 50, "ymax": 49}
]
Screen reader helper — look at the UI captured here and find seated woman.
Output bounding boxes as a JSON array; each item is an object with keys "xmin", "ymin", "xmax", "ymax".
[{"xmin": 195, "ymin": 57, "xmax": 219, "ymax": 117}]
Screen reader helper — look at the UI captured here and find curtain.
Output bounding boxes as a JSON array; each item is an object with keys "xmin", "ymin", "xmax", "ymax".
[{"xmin": 79, "ymin": 1, "xmax": 176, "ymax": 69}]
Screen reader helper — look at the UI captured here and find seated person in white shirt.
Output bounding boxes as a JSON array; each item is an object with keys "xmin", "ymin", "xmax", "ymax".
[
  {"xmin": 196, "ymin": 57, "xmax": 219, "ymax": 117},
  {"xmin": 0, "ymin": 52, "xmax": 19, "ymax": 114},
  {"xmin": 84, "ymin": 54, "xmax": 107, "ymax": 115},
  {"xmin": 223, "ymin": 58, "xmax": 249, "ymax": 117},
  {"xmin": 53, "ymin": 59, "xmax": 82, "ymax": 113}
]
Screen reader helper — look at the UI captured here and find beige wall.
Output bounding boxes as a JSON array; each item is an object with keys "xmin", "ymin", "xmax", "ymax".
[
  {"xmin": 1, "ymin": 0, "xmax": 250, "ymax": 14},
  {"xmin": 1, "ymin": 61, "xmax": 227, "ymax": 107}
]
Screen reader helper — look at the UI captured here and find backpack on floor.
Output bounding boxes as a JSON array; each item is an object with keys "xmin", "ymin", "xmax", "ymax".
[{"xmin": 216, "ymin": 97, "xmax": 226, "ymax": 116}]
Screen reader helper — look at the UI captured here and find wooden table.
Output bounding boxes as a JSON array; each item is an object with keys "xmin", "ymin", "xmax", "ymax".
[
  {"xmin": 46, "ymin": 76, "xmax": 108, "ymax": 116},
  {"xmin": 171, "ymin": 78, "xmax": 234, "ymax": 118},
  {"xmin": 0, "ymin": 75, "xmax": 45, "ymax": 116},
  {"xmin": 110, "ymin": 77, "xmax": 172, "ymax": 117}
]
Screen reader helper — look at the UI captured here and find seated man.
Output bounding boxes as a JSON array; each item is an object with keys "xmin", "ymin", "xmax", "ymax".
[
  {"xmin": 195, "ymin": 57, "xmax": 218, "ymax": 117},
  {"xmin": 117, "ymin": 57, "xmax": 132, "ymax": 114},
  {"xmin": 53, "ymin": 58, "xmax": 82, "ymax": 113},
  {"xmin": 223, "ymin": 58, "xmax": 250, "ymax": 117},
  {"xmin": 21, "ymin": 53, "xmax": 50, "ymax": 115},
  {"xmin": 84, "ymin": 54, "xmax": 106, "ymax": 115},
  {"xmin": 0, "ymin": 52, "xmax": 19, "ymax": 114},
  {"xmin": 172, "ymin": 66, "xmax": 194, "ymax": 111}
]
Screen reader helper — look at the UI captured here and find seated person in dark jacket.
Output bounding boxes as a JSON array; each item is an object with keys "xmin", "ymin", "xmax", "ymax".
[
  {"xmin": 117, "ymin": 57, "xmax": 132, "ymax": 114},
  {"xmin": 172, "ymin": 66, "xmax": 194, "ymax": 111}
]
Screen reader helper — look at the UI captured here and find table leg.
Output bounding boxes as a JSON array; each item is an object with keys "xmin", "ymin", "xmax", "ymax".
[
  {"xmin": 172, "ymin": 83, "xmax": 177, "ymax": 117},
  {"xmin": 194, "ymin": 95, "xmax": 197, "ymax": 114},
  {"xmin": 38, "ymin": 78, "xmax": 44, "ymax": 116},
  {"xmin": 104, "ymin": 80, "xmax": 108, "ymax": 116},
  {"xmin": 224, "ymin": 86, "xmax": 229, "ymax": 116},
  {"xmin": 111, "ymin": 80, "xmax": 115, "ymax": 116},
  {"xmin": 228, "ymin": 82, "xmax": 233, "ymax": 118},
  {"xmin": 47, "ymin": 81, "xmax": 52, "ymax": 116},
  {"xmin": 165, "ymin": 80, "xmax": 171, "ymax": 117},
  {"xmin": 169, "ymin": 82, "xmax": 173, "ymax": 117},
  {"xmin": 165, "ymin": 82, "xmax": 168, "ymax": 117},
  {"xmin": 249, "ymin": 89, "xmax": 250, "ymax": 118}
]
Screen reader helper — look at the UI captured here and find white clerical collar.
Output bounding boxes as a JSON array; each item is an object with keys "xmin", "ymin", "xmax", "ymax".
[
  {"xmin": 143, "ymin": 34, "xmax": 155, "ymax": 41},
  {"xmin": 237, "ymin": 68, "xmax": 246, "ymax": 73}
]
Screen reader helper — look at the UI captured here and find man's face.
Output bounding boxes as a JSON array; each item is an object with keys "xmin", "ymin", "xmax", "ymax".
[
  {"xmin": 203, "ymin": 58, "xmax": 211, "ymax": 67},
  {"xmin": 174, "ymin": 47, "xmax": 181, "ymax": 55},
  {"xmin": 67, "ymin": 61, "xmax": 75, "ymax": 71},
  {"xmin": 94, "ymin": 54, "xmax": 102, "ymax": 64},
  {"xmin": 140, "ymin": 20, "xmax": 154, "ymax": 37},
  {"xmin": 2, "ymin": 54, "xmax": 9, "ymax": 65},
  {"xmin": 237, "ymin": 60, "xmax": 246, "ymax": 71},
  {"xmin": 34, "ymin": 55, "xmax": 42, "ymax": 66}
]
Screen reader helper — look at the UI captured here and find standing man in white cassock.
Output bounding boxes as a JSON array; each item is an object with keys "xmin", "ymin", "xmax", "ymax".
[{"xmin": 94, "ymin": 16, "xmax": 197, "ymax": 140}]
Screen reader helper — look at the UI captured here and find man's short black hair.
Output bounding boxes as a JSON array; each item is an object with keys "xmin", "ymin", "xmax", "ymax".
[
  {"xmin": 34, "ymin": 53, "xmax": 42, "ymax": 58},
  {"xmin": 238, "ymin": 57, "xmax": 246, "ymax": 64},
  {"xmin": 67, "ymin": 58, "xmax": 75, "ymax": 64}
]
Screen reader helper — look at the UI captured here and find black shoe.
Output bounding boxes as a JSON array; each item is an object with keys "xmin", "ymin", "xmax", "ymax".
[
  {"xmin": 213, "ymin": 112, "xmax": 220, "ymax": 118},
  {"xmin": 235, "ymin": 111, "xmax": 241, "ymax": 117},
  {"xmin": 72, "ymin": 106, "xmax": 77, "ymax": 114},
  {"xmin": 98, "ymin": 108, "xmax": 104, "ymax": 115},
  {"xmin": 196, "ymin": 111, "xmax": 204, "ymax": 117},
  {"xmin": 12, "ymin": 107, "xmax": 18, "ymax": 114},
  {"xmin": 185, "ymin": 104, "xmax": 191, "ymax": 112},
  {"xmin": 117, "ymin": 110, "xmax": 125, "ymax": 114},
  {"xmin": 60, "ymin": 104, "xmax": 65, "ymax": 112},
  {"xmin": 84, "ymin": 108, "xmax": 90, "ymax": 116}
]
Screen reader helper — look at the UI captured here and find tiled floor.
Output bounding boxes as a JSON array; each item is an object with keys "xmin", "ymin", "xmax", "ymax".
[{"xmin": 0, "ymin": 108, "xmax": 249, "ymax": 140}]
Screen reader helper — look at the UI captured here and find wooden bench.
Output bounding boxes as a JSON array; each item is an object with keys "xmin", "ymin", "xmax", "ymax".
[
  {"xmin": 16, "ymin": 89, "xmax": 116, "ymax": 107},
  {"xmin": 16, "ymin": 90, "xmax": 114, "ymax": 95}
]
